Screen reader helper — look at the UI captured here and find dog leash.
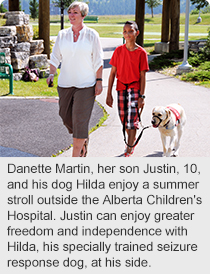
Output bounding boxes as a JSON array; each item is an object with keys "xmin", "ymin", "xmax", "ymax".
[{"xmin": 123, "ymin": 85, "xmax": 151, "ymax": 148}]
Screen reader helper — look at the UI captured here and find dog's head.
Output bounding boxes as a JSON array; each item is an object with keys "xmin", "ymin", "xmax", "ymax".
[{"xmin": 151, "ymin": 106, "xmax": 171, "ymax": 128}]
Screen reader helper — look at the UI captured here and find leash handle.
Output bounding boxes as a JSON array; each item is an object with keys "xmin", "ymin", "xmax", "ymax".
[{"xmin": 123, "ymin": 125, "xmax": 150, "ymax": 148}]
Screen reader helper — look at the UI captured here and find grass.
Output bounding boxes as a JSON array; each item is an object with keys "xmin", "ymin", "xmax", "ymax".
[
  {"xmin": 0, "ymin": 74, "xmax": 59, "ymax": 97},
  {"xmin": 33, "ymin": 13, "xmax": 210, "ymax": 41}
]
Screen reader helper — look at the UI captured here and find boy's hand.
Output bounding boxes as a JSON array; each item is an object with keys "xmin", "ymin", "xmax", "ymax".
[
  {"xmin": 106, "ymin": 94, "xmax": 113, "ymax": 108},
  {"xmin": 138, "ymin": 98, "xmax": 145, "ymax": 112}
]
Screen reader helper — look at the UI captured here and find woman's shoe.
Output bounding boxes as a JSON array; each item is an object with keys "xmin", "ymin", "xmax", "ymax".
[{"xmin": 80, "ymin": 138, "xmax": 89, "ymax": 157}]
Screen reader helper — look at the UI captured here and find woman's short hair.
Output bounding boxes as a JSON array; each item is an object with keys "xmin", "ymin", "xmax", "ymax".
[
  {"xmin": 67, "ymin": 1, "xmax": 89, "ymax": 17},
  {"xmin": 124, "ymin": 21, "xmax": 139, "ymax": 31}
]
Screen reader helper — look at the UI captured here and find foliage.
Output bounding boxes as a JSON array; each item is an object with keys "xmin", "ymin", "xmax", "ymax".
[
  {"xmin": 32, "ymin": 26, "xmax": 39, "ymax": 40},
  {"xmin": 181, "ymin": 68, "xmax": 210, "ymax": 82},
  {"xmin": 202, "ymin": 6, "xmax": 210, "ymax": 13},
  {"xmin": 29, "ymin": 0, "xmax": 39, "ymax": 20},
  {"xmin": 149, "ymin": 51, "xmax": 183, "ymax": 70},
  {"xmin": 52, "ymin": 0, "xmax": 75, "ymax": 9},
  {"xmin": 190, "ymin": 0, "xmax": 209, "ymax": 10},
  {"xmin": 190, "ymin": 9, "xmax": 200, "ymax": 14},
  {"xmin": 0, "ymin": 3, "xmax": 7, "ymax": 13},
  {"xmin": 191, "ymin": 5, "xmax": 210, "ymax": 14},
  {"xmin": 188, "ymin": 52, "xmax": 205, "ymax": 67}
]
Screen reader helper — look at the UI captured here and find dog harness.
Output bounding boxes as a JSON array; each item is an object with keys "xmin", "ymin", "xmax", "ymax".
[{"xmin": 165, "ymin": 106, "xmax": 181, "ymax": 130}]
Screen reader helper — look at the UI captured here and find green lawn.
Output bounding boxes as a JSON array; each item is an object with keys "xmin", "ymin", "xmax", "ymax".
[
  {"xmin": 0, "ymin": 74, "xmax": 59, "ymax": 97},
  {"xmin": 48, "ymin": 13, "xmax": 210, "ymax": 41}
]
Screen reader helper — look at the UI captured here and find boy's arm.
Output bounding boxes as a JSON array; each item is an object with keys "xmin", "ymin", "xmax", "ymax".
[
  {"xmin": 106, "ymin": 65, "xmax": 117, "ymax": 108},
  {"xmin": 138, "ymin": 70, "xmax": 146, "ymax": 110}
]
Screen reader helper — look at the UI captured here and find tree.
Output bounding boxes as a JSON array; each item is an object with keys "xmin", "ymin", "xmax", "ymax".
[
  {"xmin": 161, "ymin": 0, "xmax": 170, "ymax": 42},
  {"xmin": 52, "ymin": 0, "xmax": 75, "ymax": 10},
  {"xmin": 169, "ymin": 0, "xmax": 180, "ymax": 52},
  {"xmin": 190, "ymin": 0, "xmax": 209, "ymax": 10},
  {"xmin": 135, "ymin": 0, "xmax": 145, "ymax": 47},
  {"xmin": 145, "ymin": 0, "xmax": 162, "ymax": 17},
  {"xmin": 0, "ymin": 3, "xmax": 7, "ymax": 13},
  {"xmin": 29, "ymin": 0, "xmax": 39, "ymax": 20}
]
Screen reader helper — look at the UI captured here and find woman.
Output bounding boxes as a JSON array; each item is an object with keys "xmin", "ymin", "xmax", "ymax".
[{"xmin": 47, "ymin": 1, "xmax": 103, "ymax": 157}]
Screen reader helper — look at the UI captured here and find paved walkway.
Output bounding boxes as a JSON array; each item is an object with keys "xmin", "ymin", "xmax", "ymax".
[{"xmin": 1, "ymin": 38, "xmax": 210, "ymax": 157}]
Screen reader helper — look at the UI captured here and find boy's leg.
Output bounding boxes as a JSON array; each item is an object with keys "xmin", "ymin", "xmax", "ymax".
[{"xmin": 126, "ymin": 129, "xmax": 136, "ymax": 154}]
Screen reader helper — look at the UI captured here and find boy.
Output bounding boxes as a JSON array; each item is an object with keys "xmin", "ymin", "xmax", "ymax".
[{"xmin": 106, "ymin": 21, "xmax": 149, "ymax": 157}]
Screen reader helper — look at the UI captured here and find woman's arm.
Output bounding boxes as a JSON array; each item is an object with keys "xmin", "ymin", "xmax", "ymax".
[{"xmin": 46, "ymin": 64, "xmax": 57, "ymax": 86}]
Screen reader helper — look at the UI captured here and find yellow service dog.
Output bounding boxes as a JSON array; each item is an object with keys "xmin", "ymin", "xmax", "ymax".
[{"xmin": 152, "ymin": 104, "xmax": 186, "ymax": 157}]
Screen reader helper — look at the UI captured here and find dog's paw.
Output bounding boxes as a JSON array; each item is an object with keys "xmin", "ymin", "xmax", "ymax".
[{"xmin": 172, "ymin": 149, "xmax": 179, "ymax": 157}]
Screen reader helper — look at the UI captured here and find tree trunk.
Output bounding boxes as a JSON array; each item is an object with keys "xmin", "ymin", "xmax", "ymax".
[
  {"xmin": 39, "ymin": 0, "xmax": 50, "ymax": 58},
  {"xmin": 169, "ymin": 0, "xmax": 180, "ymax": 52},
  {"xmin": 9, "ymin": 0, "xmax": 19, "ymax": 11},
  {"xmin": 135, "ymin": 0, "xmax": 145, "ymax": 47},
  {"xmin": 161, "ymin": 0, "xmax": 171, "ymax": 42}
]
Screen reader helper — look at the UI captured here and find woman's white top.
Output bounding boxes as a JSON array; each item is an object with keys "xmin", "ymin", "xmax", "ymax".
[{"xmin": 50, "ymin": 25, "xmax": 103, "ymax": 88}]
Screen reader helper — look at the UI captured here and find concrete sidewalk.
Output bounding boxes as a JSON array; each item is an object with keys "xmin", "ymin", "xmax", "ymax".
[{"xmin": 58, "ymin": 38, "xmax": 210, "ymax": 157}]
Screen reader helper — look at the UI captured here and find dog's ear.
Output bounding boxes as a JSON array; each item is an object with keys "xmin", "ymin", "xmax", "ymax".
[{"xmin": 165, "ymin": 108, "xmax": 171, "ymax": 120}]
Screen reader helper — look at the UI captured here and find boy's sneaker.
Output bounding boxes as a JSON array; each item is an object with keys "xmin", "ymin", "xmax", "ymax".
[{"xmin": 123, "ymin": 147, "xmax": 134, "ymax": 157}]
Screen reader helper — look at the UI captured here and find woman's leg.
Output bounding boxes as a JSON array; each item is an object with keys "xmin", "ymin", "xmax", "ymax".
[
  {"xmin": 72, "ymin": 138, "xmax": 86, "ymax": 157},
  {"xmin": 72, "ymin": 86, "xmax": 95, "ymax": 157}
]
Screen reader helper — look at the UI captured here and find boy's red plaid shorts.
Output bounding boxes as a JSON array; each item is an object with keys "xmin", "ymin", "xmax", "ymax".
[{"xmin": 117, "ymin": 88, "xmax": 140, "ymax": 129}]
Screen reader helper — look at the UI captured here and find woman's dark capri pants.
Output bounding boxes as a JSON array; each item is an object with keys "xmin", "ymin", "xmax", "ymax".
[{"xmin": 57, "ymin": 86, "xmax": 95, "ymax": 139}]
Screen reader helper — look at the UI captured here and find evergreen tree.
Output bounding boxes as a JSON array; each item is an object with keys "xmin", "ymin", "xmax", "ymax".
[
  {"xmin": 0, "ymin": 3, "xmax": 7, "ymax": 13},
  {"xmin": 29, "ymin": 0, "xmax": 39, "ymax": 20}
]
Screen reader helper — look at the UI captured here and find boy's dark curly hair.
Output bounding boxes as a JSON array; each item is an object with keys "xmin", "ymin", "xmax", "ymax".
[{"xmin": 124, "ymin": 21, "xmax": 139, "ymax": 32}]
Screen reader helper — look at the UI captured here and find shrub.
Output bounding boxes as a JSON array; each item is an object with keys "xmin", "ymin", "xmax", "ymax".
[
  {"xmin": 181, "ymin": 69, "xmax": 210, "ymax": 82},
  {"xmin": 190, "ymin": 9, "xmax": 199, "ymax": 15},
  {"xmin": 149, "ymin": 50, "xmax": 183, "ymax": 70},
  {"xmin": 33, "ymin": 26, "xmax": 39, "ymax": 40}
]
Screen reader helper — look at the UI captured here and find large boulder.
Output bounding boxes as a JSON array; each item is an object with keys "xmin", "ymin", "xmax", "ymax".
[
  {"xmin": 0, "ymin": 48, "xmax": 11, "ymax": 64},
  {"xmin": 12, "ymin": 42, "xmax": 30, "ymax": 53},
  {"xmin": 6, "ymin": 11, "xmax": 29, "ymax": 26},
  {"xmin": 30, "ymin": 40, "xmax": 44, "ymax": 55},
  {"xmin": 11, "ymin": 52, "xmax": 30, "ymax": 70},
  {"xmin": 0, "ymin": 35, "xmax": 17, "ymax": 48},
  {"xmin": 29, "ymin": 54, "xmax": 49, "ymax": 69},
  {"xmin": 16, "ymin": 25, "xmax": 33, "ymax": 42},
  {"xmin": 0, "ymin": 26, "xmax": 16, "ymax": 37}
]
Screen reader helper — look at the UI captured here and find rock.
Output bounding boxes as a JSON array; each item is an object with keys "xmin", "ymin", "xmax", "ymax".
[
  {"xmin": 30, "ymin": 40, "xmax": 44, "ymax": 55},
  {"xmin": 29, "ymin": 54, "xmax": 49, "ymax": 69},
  {"xmin": 11, "ymin": 51, "xmax": 30, "ymax": 70},
  {"xmin": 16, "ymin": 25, "xmax": 33, "ymax": 42},
  {"xmin": 0, "ymin": 48, "xmax": 11, "ymax": 64},
  {"xmin": 12, "ymin": 42, "xmax": 30, "ymax": 53},
  {"xmin": 13, "ymin": 72, "xmax": 23, "ymax": 81},
  {"xmin": 0, "ymin": 26, "xmax": 16, "ymax": 37},
  {"xmin": 6, "ymin": 11, "xmax": 29, "ymax": 26},
  {"xmin": 0, "ymin": 35, "xmax": 17, "ymax": 48}
]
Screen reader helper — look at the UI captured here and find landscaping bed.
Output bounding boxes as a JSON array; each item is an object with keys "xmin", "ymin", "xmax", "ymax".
[{"xmin": 149, "ymin": 31, "xmax": 210, "ymax": 89}]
